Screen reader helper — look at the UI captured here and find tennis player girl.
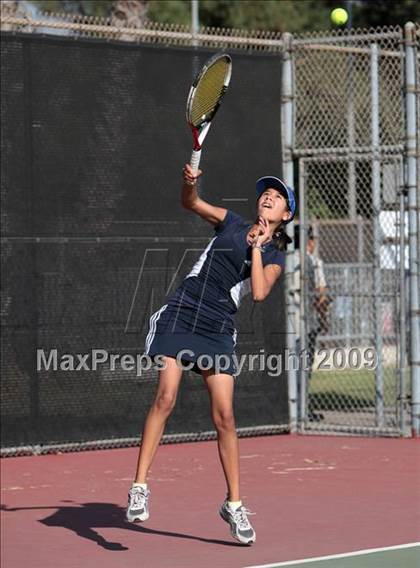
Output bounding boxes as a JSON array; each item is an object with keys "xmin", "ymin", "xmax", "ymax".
[{"xmin": 126, "ymin": 164, "xmax": 296, "ymax": 545}]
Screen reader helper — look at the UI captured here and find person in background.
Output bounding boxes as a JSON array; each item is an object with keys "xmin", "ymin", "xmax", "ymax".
[{"xmin": 294, "ymin": 225, "xmax": 332, "ymax": 421}]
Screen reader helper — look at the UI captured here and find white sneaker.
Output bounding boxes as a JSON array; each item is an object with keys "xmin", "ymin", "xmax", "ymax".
[
  {"xmin": 219, "ymin": 499, "xmax": 256, "ymax": 544},
  {"xmin": 126, "ymin": 486, "xmax": 151, "ymax": 523}
]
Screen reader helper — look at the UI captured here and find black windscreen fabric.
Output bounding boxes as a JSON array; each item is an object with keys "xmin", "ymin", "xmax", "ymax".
[{"xmin": 1, "ymin": 33, "xmax": 288, "ymax": 450}]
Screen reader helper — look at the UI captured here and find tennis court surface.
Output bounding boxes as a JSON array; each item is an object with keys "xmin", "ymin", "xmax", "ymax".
[{"xmin": 1, "ymin": 435, "xmax": 419, "ymax": 568}]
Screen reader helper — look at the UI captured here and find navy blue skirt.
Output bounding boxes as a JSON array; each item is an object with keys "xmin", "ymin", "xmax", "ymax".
[{"xmin": 144, "ymin": 282, "xmax": 238, "ymax": 377}]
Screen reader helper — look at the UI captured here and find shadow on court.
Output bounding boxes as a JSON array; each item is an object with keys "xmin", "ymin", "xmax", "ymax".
[{"xmin": 1, "ymin": 501, "xmax": 242, "ymax": 550}]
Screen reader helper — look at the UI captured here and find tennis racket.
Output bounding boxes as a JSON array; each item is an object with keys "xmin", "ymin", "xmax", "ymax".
[{"xmin": 186, "ymin": 53, "xmax": 232, "ymax": 172}]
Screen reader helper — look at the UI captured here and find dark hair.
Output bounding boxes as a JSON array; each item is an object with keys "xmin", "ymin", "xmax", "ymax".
[{"xmin": 272, "ymin": 222, "xmax": 292, "ymax": 251}]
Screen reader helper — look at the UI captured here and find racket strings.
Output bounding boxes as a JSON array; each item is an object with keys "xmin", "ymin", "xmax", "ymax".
[{"xmin": 190, "ymin": 60, "xmax": 230, "ymax": 126}]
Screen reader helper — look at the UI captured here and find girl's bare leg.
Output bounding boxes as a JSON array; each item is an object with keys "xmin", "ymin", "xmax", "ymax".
[
  {"xmin": 134, "ymin": 356, "xmax": 183, "ymax": 483},
  {"xmin": 202, "ymin": 370, "xmax": 240, "ymax": 501}
]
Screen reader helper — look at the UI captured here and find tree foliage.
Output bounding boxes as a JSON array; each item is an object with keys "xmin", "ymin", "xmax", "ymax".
[
  {"xmin": 199, "ymin": 0, "xmax": 332, "ymax": 32},
  {"xmin": 352, "ymin": 0, "xmax": 420, "ymax": 28},
  {"xmin": 33, "ymin": 0, "xmax": 114, "ymax": 17}
]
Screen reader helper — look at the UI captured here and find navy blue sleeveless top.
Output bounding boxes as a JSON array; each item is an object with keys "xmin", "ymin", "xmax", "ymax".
[{"xmin": 166, "ymin": 209, "xmax": 286, "ymax": 334}]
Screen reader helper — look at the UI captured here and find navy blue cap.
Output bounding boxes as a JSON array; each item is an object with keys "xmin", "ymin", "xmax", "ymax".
[{"xmin": 256, "ymin": 176, "xmax": 296, "ymax": 223}]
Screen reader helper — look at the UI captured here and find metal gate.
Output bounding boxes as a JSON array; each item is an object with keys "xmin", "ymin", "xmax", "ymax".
[{"xmin": 282, "ymin": 25, "xmax": 419, "ymax": 436}]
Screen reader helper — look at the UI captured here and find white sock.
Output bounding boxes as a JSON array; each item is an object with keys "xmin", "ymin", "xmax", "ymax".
[
  {"xmin": 228, "ymin": 499, "xmax": 242, "ymax": 510},
  {"xmin": 132, "ymin": 482, "xmax": 148, "ymax": 490}
]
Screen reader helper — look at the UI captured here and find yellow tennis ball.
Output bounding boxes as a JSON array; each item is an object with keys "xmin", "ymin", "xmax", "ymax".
[{"xmin": 331, "ymin": 7, "xmax": 348, "ymax": 26}]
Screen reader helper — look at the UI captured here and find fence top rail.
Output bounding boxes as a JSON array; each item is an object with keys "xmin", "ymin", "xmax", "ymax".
[
  {"xmin": 293, "ymin": 28, "xmax": 402, "ymax": 45},
  {"xmin": 294, "ymin": 42, "xmax": 403, "ymax": 58}
]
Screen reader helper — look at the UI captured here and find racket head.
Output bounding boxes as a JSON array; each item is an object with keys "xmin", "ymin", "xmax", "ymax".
[{"xmin": 186, "ymin": 53, "xmax": 232, "ymax": 133}]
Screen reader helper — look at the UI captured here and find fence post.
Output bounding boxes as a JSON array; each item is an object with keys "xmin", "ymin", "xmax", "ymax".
[
  {"xmin": 298, "ymin": 159, "xmax": 308, "ymax": 427},
  {"xmin": 371, "ymin": 43, "xmax": 384, "ymax": 427},
  {"xmin": 398, "ymin": 166, "xmax": 409, "ymax": 435},
  {"xmin": 281, "ymin": 31, "xmax": 298, "ymax": 432},
  {"xmin": 191, "ymin": 0, "xmax": 199, "ymax": 47},
  {"xmin": 404, "ymin": 22, "xmax": 420, "ymax": 436}
]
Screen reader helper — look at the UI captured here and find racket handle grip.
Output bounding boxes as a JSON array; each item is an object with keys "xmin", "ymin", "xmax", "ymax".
[{"xmin": 190, "ymin": 149, "xmax": 202, "ymax": 172}]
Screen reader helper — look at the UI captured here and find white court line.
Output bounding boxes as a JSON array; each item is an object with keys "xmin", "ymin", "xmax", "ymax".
[{"xmin": 243, "ymin": 542, "xmax": 420, "ymax": 568}]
